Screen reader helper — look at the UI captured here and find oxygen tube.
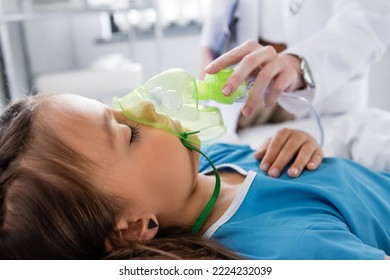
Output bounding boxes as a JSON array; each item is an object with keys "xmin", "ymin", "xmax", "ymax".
[{"xmin": 180, "ymin": 131, "xmax": 220, "ymax": 233}]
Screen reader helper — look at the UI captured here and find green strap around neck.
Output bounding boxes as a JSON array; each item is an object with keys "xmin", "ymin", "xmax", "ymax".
[{"xmin": 180, "ymin": 131, "xmax": 221, "ymax": 234}]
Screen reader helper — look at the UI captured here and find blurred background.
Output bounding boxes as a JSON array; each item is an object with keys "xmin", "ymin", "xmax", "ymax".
[{"xmin": 0, "ymin": 0, "xmax": 389, "ymax": 110}]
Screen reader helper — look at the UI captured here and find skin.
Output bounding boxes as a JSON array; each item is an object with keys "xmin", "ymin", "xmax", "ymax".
[
  {"xmin": 39, "ymin": 94, "xmax": 321, "ymax": 240},
  {"xmin": 202, "ymin": 40, "xmax": 305, "ymax": 117}
]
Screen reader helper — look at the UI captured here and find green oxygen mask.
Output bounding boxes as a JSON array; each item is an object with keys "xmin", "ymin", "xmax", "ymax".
[{"xmin": 113, "ymin": 68, "xmax": 245, "ymax": 145}]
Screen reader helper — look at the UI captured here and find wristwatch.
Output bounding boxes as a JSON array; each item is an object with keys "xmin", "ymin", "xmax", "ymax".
[{"xmin": 299, "ymin": 57, "xmax": 315, "ymax": 89}]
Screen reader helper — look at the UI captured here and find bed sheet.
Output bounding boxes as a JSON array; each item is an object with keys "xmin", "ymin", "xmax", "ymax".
[{"xmin": 217, "ymin": 108, "xmax": 390, "ymax": 173}]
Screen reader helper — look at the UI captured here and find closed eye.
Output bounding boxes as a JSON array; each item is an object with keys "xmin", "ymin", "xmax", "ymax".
[{"xmin": 128, "ymin": 124, "xmax": 140, "ymax": 144}]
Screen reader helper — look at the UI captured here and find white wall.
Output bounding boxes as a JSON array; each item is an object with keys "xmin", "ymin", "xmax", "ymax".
[
  {"xmin": 24, "ymin": 14, "xmax": 201, "ymax": 80},
  {"xmin": 5, "ymin": 10, "xmax": 390, "ymax": 111}
]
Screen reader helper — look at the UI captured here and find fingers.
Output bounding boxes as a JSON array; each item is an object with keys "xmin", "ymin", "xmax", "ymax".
[
  {"xmin": 259, "ymin": 128, "xmax": 291, "ymax": 173},
  {"xmin": 205, "ymin": 41, "xmax": 300, "ymax": 116},
  {"xmin": 205, "ymin": 40, "xmax": 260, "ymax": 74},
  {"xmin": 306, "ymin": 148, "xmax": 324, "ymax": 171},
  {"xmin": 222, "ymin": 46, "xmax": 277, "ymax": 104},
  {"xmin": 263, "ymin": 71, "xmax": 293, "ymax": 108},
  {"xmin": 263, "ymin": 134, "xmax": 302, "ymax": 178},
  {"xmin": 255, "ymin": 128, "xmax": 323, "ymax": 178},
  {"xmin": 254, "ymin": 137, "xmax": 271, "ymax": 160},
  {"xmin": 244, "ymin": 60, "xmax": 283, "ymax": 113},
  {"xmin": 287, "ymin": 143, "xmax": 323, "ymax": 178},
  {"xmin": 244, "ymin": 58, "xmax": 296, "ymax": 112}
]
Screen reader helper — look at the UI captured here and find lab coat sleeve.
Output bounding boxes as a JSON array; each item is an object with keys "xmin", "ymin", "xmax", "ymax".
[
  {"xmin": 200, "ymin": 0, "xmax": 232, "ymax": 53},
  {"xmin": 283, "ymin": 0, "xmax": 390, "ymax": 113}
]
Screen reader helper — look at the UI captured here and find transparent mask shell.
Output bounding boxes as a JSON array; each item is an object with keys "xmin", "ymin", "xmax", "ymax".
[{"xmin": 113, "ymin": 68, "xmax": 226, "ymax": 144}]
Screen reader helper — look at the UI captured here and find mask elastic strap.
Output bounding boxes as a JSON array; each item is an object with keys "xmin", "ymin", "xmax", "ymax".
[{"xmin": 180, "ymin": 131, "xmax": 221, "ymax": 234}]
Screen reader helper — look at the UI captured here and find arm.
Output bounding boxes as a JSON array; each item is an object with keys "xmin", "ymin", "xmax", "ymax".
[
  {"xmin": 284, "ymin": 0, "xmax": 390, "ymax": 109},
  {"xmin": 205, "ymin": 0, "xmax": 390, "ymax": 116},
  {"xmin": 199, "ymin": 0, "xmax": 231, "ymax": 79},
  {"xmin": 254, "ymin": 128, "xmax": 323, "ymax": 178}
]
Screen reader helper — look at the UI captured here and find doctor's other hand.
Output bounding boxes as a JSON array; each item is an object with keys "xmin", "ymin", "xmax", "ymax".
[
  {"xmin": 254, "ymin": 128, "xmax": 323, "ymax": 178},
  {"xmin": 205, "ymin": 40, "xmax": 305, "ymax": 117}
]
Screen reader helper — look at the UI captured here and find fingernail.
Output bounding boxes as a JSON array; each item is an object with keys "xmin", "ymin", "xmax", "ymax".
[
  {"xmin": 222, "ymin": 84, "xmax": 232, "ymax": 95},
  {"xmin": 308, "ymin": 162, "xmax": 316, "ymax": 170},
  {"xmin": 205, "ymin": 64, "xmax": 214, "ymax": 72},
  {"xmin": 261, "ymin": 162, "xmax": 270, "ymax": 172},
  {"xmin": 290, "ymin": 167, "xmax": 299, "ymax": 177},
  {"xmin": 242, "ymin": 107, "xmax": 252, "ymax": 116},
  {"xmin": 269, "ymin": 168, "xmax": 280, "ymax": 178}
]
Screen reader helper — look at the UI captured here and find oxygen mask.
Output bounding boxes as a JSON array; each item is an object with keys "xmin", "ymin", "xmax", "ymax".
[{"xmin": 113, "ymin": 68, "xmax": 236, "ymax": 144}]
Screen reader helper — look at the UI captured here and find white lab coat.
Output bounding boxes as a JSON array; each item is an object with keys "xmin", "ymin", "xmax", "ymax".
[{"xmin": 201, "ymin": 0, "xmax": 390, "ymax": 121}]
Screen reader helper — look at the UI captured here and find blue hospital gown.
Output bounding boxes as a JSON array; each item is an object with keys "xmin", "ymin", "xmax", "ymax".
[{"xmin": 199, "ymin": 143, "xmax": 390, "ymax": 259}]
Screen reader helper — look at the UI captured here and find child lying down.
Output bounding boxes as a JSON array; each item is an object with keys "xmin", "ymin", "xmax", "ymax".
[{"xmin": 0, "ymin": 93, "xmax": 389, "ymax": 259}]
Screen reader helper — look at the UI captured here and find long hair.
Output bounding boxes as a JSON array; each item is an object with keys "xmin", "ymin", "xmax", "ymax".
[{"xmin": 0, "ymin": 95, "xmax": 240, "ymax": 260}]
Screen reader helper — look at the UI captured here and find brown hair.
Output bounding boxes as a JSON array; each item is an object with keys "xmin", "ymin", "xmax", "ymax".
[
  {"xmin": 107, "ymin": 227, "xmax": 240, "ymax": 260},
  {"xmin": 0, "ymin": 95, "xmax": 240, "ymax": 260}
]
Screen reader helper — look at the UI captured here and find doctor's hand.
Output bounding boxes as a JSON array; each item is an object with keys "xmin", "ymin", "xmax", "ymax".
[
  {"xmin": 205, "ymin": 40, "xmax": 305, "ymax": 117},
  {"xmin": 254, "ymin": 128, "xmax": 323, "ymax": 178}
]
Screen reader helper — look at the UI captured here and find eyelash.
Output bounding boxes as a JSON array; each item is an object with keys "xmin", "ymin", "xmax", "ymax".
[{"xmin": 128, "ymin": 124, "xmax": 140, "ymax": 144}]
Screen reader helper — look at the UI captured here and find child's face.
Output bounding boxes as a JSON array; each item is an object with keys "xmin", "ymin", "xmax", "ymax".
[{"xmin": 41, "ymin": 94, "xmax": 200, "ymax": 227}]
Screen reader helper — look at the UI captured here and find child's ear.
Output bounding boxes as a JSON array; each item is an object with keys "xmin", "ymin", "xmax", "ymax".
[{"xmin": 119, "ymin": 216, "xmax": 159, "ymax": 241}]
